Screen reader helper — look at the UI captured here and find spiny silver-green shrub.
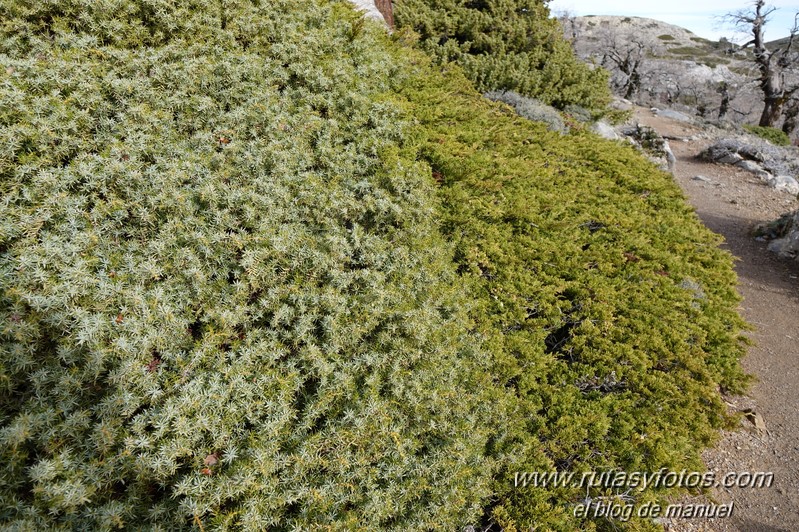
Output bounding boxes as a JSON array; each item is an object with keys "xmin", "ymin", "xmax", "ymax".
[
  {"xmin": 0, "ymin": 1, "xmax": 496, "ymax": 528},
  {"xmin": 394, "ymin": 0, "xmax": 612, "ymax": 112}
]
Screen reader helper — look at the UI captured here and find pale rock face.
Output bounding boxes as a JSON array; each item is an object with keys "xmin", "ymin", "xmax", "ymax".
[
  {"xmin": 663, "ymin": 139, "xmax": 676, "ymax": 172},
  {"xmin": 765, "ymin": 210, "xmax": 799, "ymax": 260},
  {"xmin": 348, "ymin": 0, "xmax": 385, "ymax": 24},
  {"xmin": 592, "ymin": 121, "xmax": 619, "ymax": 140},
  {"xmin": 767, "ymin": 175, "xmax": 799, "ymax": 195},
  {"xmin": 653, "ymin": 108, "xmax": 693, "ymax": 123},
  {"xmin": 736, "ymin": 160, "xmax": 772, "ymax": 181},
  {"xmin": 686, "ymin": 64, "xmax": 731, "ymax": 84}
]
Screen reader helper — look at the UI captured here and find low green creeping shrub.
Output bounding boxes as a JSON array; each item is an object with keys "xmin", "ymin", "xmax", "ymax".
[
  {"xmin": 743, "ymin": 124, "xmax": 791, "ymax": 146},
  {"xmin": 394, "ymin": 49, "xmax": 749, "ymax": 529}
]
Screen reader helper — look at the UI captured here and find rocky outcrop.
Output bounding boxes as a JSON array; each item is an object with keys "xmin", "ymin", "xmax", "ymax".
[
  {"xmin": 348, "ymin": 0, "xmax": 391, "ymax": 26},
  {"xmin": 652, "ymin": 108, "xmax": 693, "ymax": 123},
  {"xmin": 700, "ymin": 139, "xmax": 799, "ymax": 195},
  {"xmin": 564, "ymin": 15, "xmax": 766, "ymax": 128},
  {"xmin": 620, "ymin": 124, "xmax": 677, "ymax": 172},
  {"xmin": 760, "ymin": 211, "xmax": 799, "ymax": 260},
  {"xmin": 592, "ymin": 121, "xmax": 619, "ymax": 140},
  {"xmin": 485, "ymin": 90, "xmax": 568, "ymax": 134}
]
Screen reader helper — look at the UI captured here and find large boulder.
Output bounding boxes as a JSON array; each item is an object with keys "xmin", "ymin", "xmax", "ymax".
[
  {"xmin": 348, "ymin": 0, "xmax": 388, "ymax": 24},
  {"xmin": 700, "ymin": 140, "xmax": 765, "ymax": 165},
  {"xmin": 767, "ymin": 175, "xmax": 799, "ymax": 195},
  {"xmin": 766, "ymin": 210, "xmax": 799, "ymax": 260},
  {"xmin": 701, "ymin": 139, "xmax": 799, "ymax": 194}
]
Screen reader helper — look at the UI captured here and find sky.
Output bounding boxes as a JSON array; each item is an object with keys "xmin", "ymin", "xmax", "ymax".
[{"xmin": 548, "ymin": 0, "xmax": 799, "ymax": 42}]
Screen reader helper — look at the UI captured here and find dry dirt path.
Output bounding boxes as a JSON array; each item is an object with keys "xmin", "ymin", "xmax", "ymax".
[{"xmin": 630, "ymin": 108, "xmax": 799, "ymax": 531}]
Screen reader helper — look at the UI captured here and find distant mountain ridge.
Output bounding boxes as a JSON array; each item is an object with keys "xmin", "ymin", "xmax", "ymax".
[
  {"xmin": 567, "ymin": 15, "xmax": 709, "ymax": 48},
  {"xmin": 567, "ymin": 14, "xmax": 787, "ymax": 60},
  {"xmin": 561, "ymin": 14, "xmax": 770, "ymax": 124}
]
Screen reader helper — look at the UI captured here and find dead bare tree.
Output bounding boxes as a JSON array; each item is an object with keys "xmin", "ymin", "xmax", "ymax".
[
  {"xmin": 717, "ymin": 81, "xmax": 732, "ymax": 119},
  {"xmin": 783, "ymin": 97, "xmax": 799, "ymax": 136},
  {"xmin": 726, "ymin": 1, "xmax": 799, "ymax": 127},
  {"xmin": 716, "ymin": 80, "xmax": 754, "ymax": 121},
  {"xmin": 555, "ymin": 9, "xmax": 579, "ymax": 44},
  {"xmin": 600, "ymin": 34, "xmax": 649, "ymax": 100}
]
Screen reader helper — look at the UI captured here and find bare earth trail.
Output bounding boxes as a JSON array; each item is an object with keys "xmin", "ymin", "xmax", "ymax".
[{"xmin": 630, "ymin": 108, "xmax": 799, "ymax": 531}]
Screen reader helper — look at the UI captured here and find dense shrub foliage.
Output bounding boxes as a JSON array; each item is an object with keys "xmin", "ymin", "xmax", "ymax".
[
  {"xmin": 0, "ymin": 1, "xmax": 496, "ymax": 528},
  {"xmin": 395, "ymin": 62, "xmax": 749, "ymax": 529},
  {"xmin": 394, "ymin": 0, "xmax": 612, "ymax": 111},
  {"xmin": 1, "ymin": 0, "xmax": 748, "ymax": 530}
]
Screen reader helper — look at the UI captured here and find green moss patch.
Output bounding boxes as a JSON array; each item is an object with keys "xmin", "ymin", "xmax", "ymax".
[{"xmin": 743, "ymin": 124, "xmax": 791, "ymax": 146}]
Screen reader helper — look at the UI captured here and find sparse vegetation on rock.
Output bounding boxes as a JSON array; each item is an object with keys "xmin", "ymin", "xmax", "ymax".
[
  {"xmin": 743, "ymin": 124, "xmax": 791, "ymax": 146},
  {"xmin": 484, "ymin": 90, "xmax": 568, "ymax": 133}
]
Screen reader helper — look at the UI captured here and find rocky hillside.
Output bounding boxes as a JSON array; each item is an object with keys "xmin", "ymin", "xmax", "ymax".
[
  {"xmin": 564, "ymin": 15, "xmax": 771, "ymax": 125},
  {"xmin": 564, "ymin": 14, "xmax": 799, "ymax": 264},
  {"xmin": 566, "ymin": 15, "xmax": 753, "ymax": 66},
  {"xmin": 567, "ymin": 17, "xmax": 717, "ymax": 53}
]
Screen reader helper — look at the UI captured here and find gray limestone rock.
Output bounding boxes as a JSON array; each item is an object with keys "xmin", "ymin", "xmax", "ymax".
[
  {"xmin": 736, "ymin": 160, "xmax": 772, "ymax": 181},
  {"xmin": 654, "ymin": 109, "xmax": 694, "ymax": 123},
  {"xmin": 767, "ymin": 175, "xmax": 799, "ymax": 195},
  {"xmin": 592, "ymin": 121, "xmax": 619, "ymax": 140},
  {"xmin": 348, "ymin": 0, "xmax": 386, "ymax": 24}
]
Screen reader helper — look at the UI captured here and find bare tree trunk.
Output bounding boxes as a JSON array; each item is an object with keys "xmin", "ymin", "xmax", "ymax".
[
  {"xmin": 718, "ymin": 82, "xmax": 730, "ymax": 120},
  {"xmin": 759, "ymin": 67, "xmax": 787, "ymax": 126},
  {"xmin": 624, "ymin": 68, "xmax": 641, "ymax": 100},
  {"xmin": 760, "ymin": 96, "xmax": 784, "ymax": 127},
  {"xmin": 739, "ymin": 1, "xmax": 798, "ymax": 127},
  {"xmin": 783, "ymin": 99, "xmax": 799, "ymax": 136},
  {"xmin": 375, "ymin": 0, "xmax": 394, "ymax": 29}
]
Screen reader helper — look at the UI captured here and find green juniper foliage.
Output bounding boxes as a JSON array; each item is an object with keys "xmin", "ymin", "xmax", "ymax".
[
  {"xmin": 0, "ymin": 0, "xmax": 749, "ymax": 530},
  {"xmin": 0, "ymin": 1, "xmax": 495, "ymax": 529},
  {"xmin": 394, "ymin": 0, "xmax": 612, "ymax": 111},
  {"xmin": 393, "ymin": 57, "xmax": 749, "ymax": 529}
]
